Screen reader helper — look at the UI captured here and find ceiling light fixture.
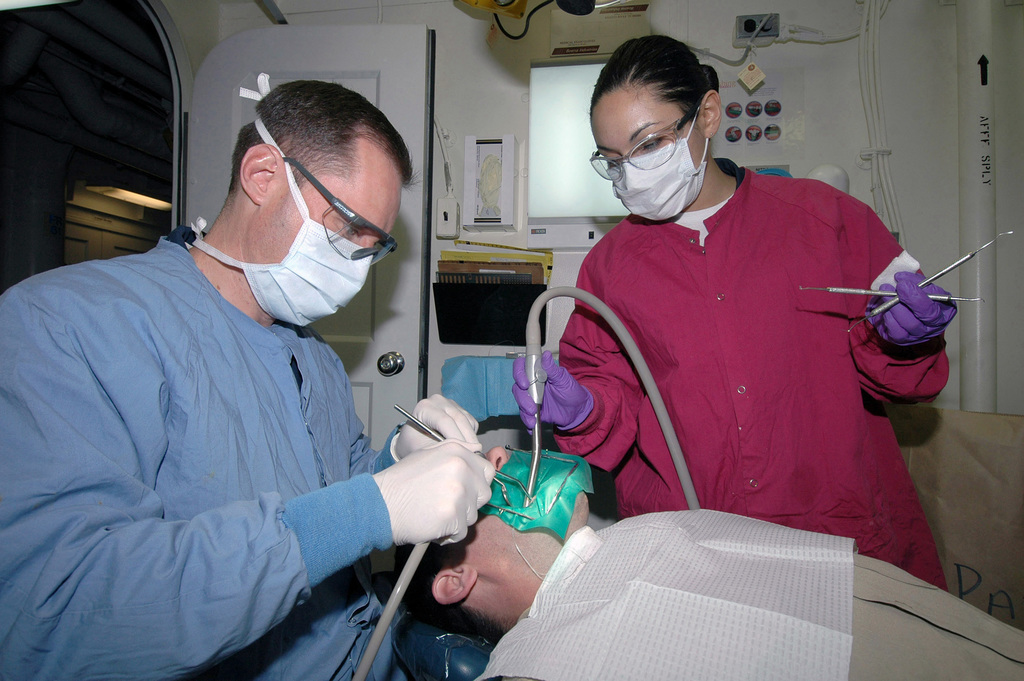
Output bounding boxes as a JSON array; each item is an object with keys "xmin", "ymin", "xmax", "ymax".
[
  {"xmin": 86, "ymin": 186, "xmax": 173, "ymax": 212},
  {"xmin": 0, "ymin": 0, "xmax": 75, "ymax": 10}
]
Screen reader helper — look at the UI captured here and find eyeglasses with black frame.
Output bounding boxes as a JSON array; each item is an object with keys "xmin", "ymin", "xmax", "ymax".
[
  {"xmin": 589, "ymin": 102, "xmax": 702, "ymax": 182},
  {"xmin": 283, "ymin": 157, "xmax": 397, "ymax": 264}
]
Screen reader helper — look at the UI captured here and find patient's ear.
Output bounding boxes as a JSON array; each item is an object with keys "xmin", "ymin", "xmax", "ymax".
[{"xmin": 432, "ymin": 566, "xmax": 479, "ymax": 605}]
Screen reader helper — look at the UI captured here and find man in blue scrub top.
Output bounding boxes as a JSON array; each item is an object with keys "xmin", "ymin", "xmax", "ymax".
[{"xmin": 0, "ymin": 78, "xmax": 495, "ymax": 680}]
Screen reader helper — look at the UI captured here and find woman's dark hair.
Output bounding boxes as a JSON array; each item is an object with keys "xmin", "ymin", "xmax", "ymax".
[
  {"xmin": 591, "ymin": 35, "xmax": 720, "ymax": 117},
  {"xmin": 228, "ymin": 79, "xmax": 413, "ymax": 194}
]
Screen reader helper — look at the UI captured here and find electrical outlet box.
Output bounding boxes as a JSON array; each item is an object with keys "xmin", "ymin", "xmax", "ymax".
[
  {"xmin": 733, "ymin": 13, "xmax": 780, "ymax": 48},
  {"xmin": 436, "ymin": 197, "xmax": 460, "ymax": 239}
]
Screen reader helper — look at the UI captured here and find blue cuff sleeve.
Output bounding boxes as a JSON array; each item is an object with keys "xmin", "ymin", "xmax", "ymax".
[{"xmin": 281, "ymin": 474, "xmax": 393, "ymax": 587}]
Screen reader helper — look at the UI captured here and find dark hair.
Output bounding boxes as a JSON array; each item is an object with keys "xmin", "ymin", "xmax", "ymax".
[
  {"xmin": 228, "ymin": 79, "xmax": 413, "ymax": 194},
  {"xmin": 395, "ymin": 539, "xmax": 508, "ymax": 644},
  {"xmin": 591, "ymin": 35, "xmax": 720, "ymax": 118}
]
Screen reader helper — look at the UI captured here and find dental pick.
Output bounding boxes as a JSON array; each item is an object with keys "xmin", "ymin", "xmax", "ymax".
[{"xmin": 864, "ymin": 231, "xmax": 1013, "ymax": 319}]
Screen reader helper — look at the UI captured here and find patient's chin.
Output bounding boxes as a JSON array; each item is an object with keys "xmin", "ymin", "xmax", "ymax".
[
  {"xmin": 567, "ymin": 492, "xmax": 590, "ymax": 537},
  {"xmin": 463, "ymin": 603, "xmax": 514, "ymax": 644}
]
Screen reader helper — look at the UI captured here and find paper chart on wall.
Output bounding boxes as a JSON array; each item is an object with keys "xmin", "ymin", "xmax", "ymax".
[{"xmin": 713, "ymin": 66, "xmax": 805, "ymax": 163}]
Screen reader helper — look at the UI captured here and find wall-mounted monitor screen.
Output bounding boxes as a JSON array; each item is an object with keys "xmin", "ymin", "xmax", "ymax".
[{"xmin": 528, "ymin": 62, "xmax": 625, "ymax": 247}]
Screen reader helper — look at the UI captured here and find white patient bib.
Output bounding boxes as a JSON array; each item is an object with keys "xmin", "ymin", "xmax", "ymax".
[{"xmin": 480, "ymin": 510, "xmax": 855, "ymax": 681}]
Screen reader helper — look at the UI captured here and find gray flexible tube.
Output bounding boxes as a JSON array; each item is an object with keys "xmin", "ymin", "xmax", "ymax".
[
  {"xmin": 525, "ymin": 287, "xmax": 700, "ymax": 511},
  {"xmin": 352, "ymin": 541, "xmax": 427, "ymax": 681},
  {"xmin": 354, "ymin": 286, "xmax": 700, "ymax": 680}
]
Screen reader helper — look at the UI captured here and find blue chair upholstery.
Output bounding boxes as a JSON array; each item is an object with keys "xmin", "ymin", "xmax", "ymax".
[{"xmin": 392, "ymin": 609, "xmax": 495, "ymax": 681}]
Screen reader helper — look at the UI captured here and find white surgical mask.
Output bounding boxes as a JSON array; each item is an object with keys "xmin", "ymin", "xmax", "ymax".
[
  {"xmin": 189, "ymin": 76, "xmax": 372, "ymax": 326},
  {"xmin": 190, "ymin": 184, "xmax": 371, "ymax": 326},
  {"xmin": 612, "ymin": 123, "xmax": 709, "ymax": 221}
]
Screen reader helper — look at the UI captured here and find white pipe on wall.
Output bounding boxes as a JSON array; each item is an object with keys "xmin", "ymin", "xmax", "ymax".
[{"xmin": 956, "ymin": 0, "xmax": 998, "ymax": 413}]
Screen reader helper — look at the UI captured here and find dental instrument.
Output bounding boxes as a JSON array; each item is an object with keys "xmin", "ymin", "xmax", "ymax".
[
  {"xmin": 394, "ymin": 403, "xmax": 446, "ymax": 442},
  {"xmin": 799, "ymin": 286, "xmax": 982, "ymax": 303},
  {"xmin": 524, "ymin": 287, "xmax": 700, "ymax": 510},
  {"xmin": 864, "ymin": 231, "xmax": 1013, "ymax": 320}
]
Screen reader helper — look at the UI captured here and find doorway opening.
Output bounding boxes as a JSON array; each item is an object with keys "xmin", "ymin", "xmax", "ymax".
[{"xmin": 0, "ymin": 0, "xmax": 186, "ymax": 291}]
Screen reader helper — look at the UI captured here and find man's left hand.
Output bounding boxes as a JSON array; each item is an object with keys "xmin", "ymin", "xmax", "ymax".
[{"xmin": 393, "ymin": 394, "xmax": 481, "ymax": 460}]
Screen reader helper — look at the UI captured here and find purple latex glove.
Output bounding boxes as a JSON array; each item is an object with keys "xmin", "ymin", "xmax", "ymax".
[
  {"xmin": 512, "ymin": 350, "xmax": 594, "ymax": 432},
  {"xmin": 869, "ymin": 270, "xmax": 957, "ymax": 345}
]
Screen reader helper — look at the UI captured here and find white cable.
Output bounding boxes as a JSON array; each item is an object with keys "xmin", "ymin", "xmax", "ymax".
[
  {"xmin": 873, "ymin": 0, "xmax": 904, "ymax": 243},
  {"xmin": 857, "ymin": 0, "xmax": 905, "ymax": 246},
  {"xmin": 776, "ymin": 1, "xmax": 889, "ymax": 44},
  {"xmin": 695, "ymin": 44, "xmax": 755, "ymax": 68},
  {"xmin": 857, "ymin": 0, "xmax": 880, "ymax": 215},
  {"xmin": 859, "ymin": 5, "xmax": 883, "ymax": 216},
  {"xmin": 777, "ymin": 22, "xmax": 859, "ymax": 44},
  {"xmin": 871, "ymin": 0, "xmax": 896, "ymax": 234},
  {"xmin": 433, "ymin": 116, "xmax": 455, "ymax": 198},
  {"xmin": 514, "ymin": 539, "xmax": 547, "ymax": 581}
]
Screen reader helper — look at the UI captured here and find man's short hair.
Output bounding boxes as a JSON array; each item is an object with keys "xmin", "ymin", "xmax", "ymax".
[
  {"xmin": 395, "ymin": 540, "xmax": 507, "ymax": 644},
  {"xmin": 227, "ymin": 79, "xmax": 413, "ymax": 194}
]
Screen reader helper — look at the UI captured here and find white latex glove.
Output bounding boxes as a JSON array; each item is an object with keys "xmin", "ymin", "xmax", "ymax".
[
  {"xmin": 373, "ymin": 440, "xmax": 496, "ymax": 545},
  {"xmin": 392, "ymin": 394, "xmax": 481, "ymax": 461}
]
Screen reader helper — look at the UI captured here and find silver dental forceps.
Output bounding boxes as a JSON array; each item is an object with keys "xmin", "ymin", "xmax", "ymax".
[{"xmin": 799, "ymin": 286, "xmax": 982, "ymax": 303}]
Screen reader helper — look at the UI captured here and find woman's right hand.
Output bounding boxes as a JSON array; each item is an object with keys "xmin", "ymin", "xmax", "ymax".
[{"xmin": 512, "ymin": 351, "xmax": 594, "ymax": 432}]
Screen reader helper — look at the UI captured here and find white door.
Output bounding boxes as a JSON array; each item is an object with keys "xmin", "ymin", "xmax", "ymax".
[{"xmin": 185, "ymin": 24, "xmax": 433, "ymax": 445}]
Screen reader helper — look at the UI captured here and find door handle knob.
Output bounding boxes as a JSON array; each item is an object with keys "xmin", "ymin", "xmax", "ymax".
[{"xmin": 376, "ymin": 351, "xmax": 405, "ymax": 377}]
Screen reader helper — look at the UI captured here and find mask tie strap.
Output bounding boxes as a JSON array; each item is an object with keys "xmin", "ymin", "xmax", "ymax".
[
  {"xmin": 239, "ymin": 72, "xmax": 271, "ymax": 102},
  {"xmin": 692, "ymin": 137, "xmax": 710, "ymax": 176},
  {"xmin": 235, "ymin": 73, "xmax": 316, "ymax": 260},
  {"xmin": 239, "ymin": 73, "xmax": 313, "ymax": 225},
  {"xmin": 189, "ymin": 217, "xmax": 275, "ymax": 273},
  {"xmin": 188, "ymin": 74, "xmax": 273, "ymax": 259},
  {"xmin": 190, "ymin": 216, "xmax": 208, "ymax": 239},
  {"xmin": 253, "ymin": 117, "xmax": 311, "ymax": 222}
]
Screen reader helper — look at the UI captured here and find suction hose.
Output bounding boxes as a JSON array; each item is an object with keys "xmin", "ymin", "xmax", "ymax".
[
  {"xmin": 524, "ymin": 287, "xmax": 700, "ymax": 511},
  {"xmin": 351, "ymin": 541, "xmax": 427, "ymax": 681}
]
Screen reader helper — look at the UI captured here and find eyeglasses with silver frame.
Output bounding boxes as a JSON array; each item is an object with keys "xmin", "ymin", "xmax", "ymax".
[
  {"xmin": 589, "ymin": 103, "xmax": 702, "ymax": 182},
  {"xmin": 283, "ymin": 157, "xmax": 397, "ymax": 264}
]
